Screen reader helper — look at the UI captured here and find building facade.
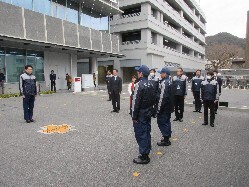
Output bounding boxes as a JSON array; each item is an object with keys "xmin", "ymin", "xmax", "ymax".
[
  {"xmin": 0, "ymin": 0, "xmax": 123, "ymax": 93},
  {"xmin": 245, "ymin": 10, "xmax": 249, "ymax": 69},
  {"xmin": 99, "ymin": 0, "xmax": 207, "ymax": 82}
]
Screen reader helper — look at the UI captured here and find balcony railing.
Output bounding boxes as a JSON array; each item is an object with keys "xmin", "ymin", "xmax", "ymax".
[
  {"xmin": 122, "ymin": 40, "xmax": 141, "ymax": 45},
  {"xmin": 121, "ymin": 12, "xmax": 141, "ymax": 19}
]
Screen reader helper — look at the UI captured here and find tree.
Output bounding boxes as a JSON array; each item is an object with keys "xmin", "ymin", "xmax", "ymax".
[{"xmin": 206, "ymin": 44, "xmax": 245, "ymax": 70}]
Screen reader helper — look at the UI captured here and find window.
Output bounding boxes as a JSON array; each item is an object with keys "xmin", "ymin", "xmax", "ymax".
[
  {"xmin": 12, "ymin": 0, "xmax": 33, "ymax": 10},
  {"xmin": 33, "ymin": 0, "xmax": 51, "ymax": 15},
  {"xmin": 6, "ymin": 48, "xmax": 26, "ymax": 83},
  {"xmin": 27, "ymin": 50, "xmax": 44, "ymax": 81},
  {"xmin": 0, "ymin": 47, "xmax": 5, "ymax": 75},
  {"xmin": 51, "ymin": 0, "xmax": 66, "ymax": 20},
  {"xmin": 66, "ymin": 0, "xmax": 79, "ymax": 24}
]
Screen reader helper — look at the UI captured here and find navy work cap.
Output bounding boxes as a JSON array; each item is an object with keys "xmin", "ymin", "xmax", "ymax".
[
  {"xmin": 135, "ymin": 65, "xmax": 150, "ymax": 76},
  {"xmin": 158, "ymin": 67, "xmax": 171, "ymax": 75}
]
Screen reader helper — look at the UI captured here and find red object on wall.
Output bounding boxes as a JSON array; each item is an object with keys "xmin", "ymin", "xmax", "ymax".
[{"xmin": 75, "ymin": 78, "xmax": 81, "ymax": 82}]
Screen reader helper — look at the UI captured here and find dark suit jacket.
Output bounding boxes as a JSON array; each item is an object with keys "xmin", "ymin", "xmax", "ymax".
[
  {"xmin": 109, "ymin": 76, "xmax": 122, "ymax": 94},
  {"xmin": 215, "ymin": 77, "xmax": 222, "ymax": 94}
]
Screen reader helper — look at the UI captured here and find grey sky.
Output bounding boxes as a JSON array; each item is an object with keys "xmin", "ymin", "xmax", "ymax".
[{"xmin": 199, "ymin": 0, "xmax": 249, "ymax": 38}]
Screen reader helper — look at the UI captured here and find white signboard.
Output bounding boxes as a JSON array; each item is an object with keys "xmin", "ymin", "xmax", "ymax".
[
  {"xmin": 82, "ymin": 74, "xmax": 94, "ymax": 88},
  {"xmin": 74, "ymin": 77, "xmax": 82, "ymax": 93}
]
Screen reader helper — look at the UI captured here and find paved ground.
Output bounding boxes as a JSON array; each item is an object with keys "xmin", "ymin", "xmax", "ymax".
[{"xmin": 0, "ymin": 89, "xmax": 249, "ymax": 187}]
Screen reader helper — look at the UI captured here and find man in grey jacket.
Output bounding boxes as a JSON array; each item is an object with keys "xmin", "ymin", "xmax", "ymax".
[{"xmin": 19, "ymin": 65, "xmax": 37, "ymax": 123}]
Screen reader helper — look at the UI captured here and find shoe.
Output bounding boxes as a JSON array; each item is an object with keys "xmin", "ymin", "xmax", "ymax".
[
  {"xmin": 173, "ymin": 118, "xmax": 179, "ymax": 121},
  {"xmin": 133, "ymin": 155, "xmax": 150, "ymax": 165},
  {"xmin": 30, "ymin": 119, "xmax": 35, "ymax": 122},
  {"xmin": 116, "ymin": 110, "xmax": 119, "ymax": 113},
  {"xmin": 157, "ymin": 137, "xmax": 171, "ymax": 146},
  {"xmin": 198, "ymin": 111, "xmax": 202, "ymax": 113},
  {"xmin": 193, "ymin": 110, "xmax": 198, "ymax": 112},
  {"xmin": 112, "ymin": 110, "xmax": 117, "ymax": 113},
  {"xmin": 210, "ymin": 123, "xmax": 214, "ymax": 127},
  {"xmin": 26, "ymin": 120, "xmax": 31, "ymax": 123},
  {"xmin": 215, "ymin": 112, "xmax": 217, "ymax": 114},
  {"xmin": 179, "ymin": 118, "xmax": 183, "ymax": 122},
  {"xmin": 202, "ymin": 123, "xmax": 208, "ymax": 125}
]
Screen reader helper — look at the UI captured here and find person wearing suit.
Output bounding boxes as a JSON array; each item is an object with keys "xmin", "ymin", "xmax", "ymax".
[
  {"xmin": 50, "ymin": 70, "xmax": 56, "ymax": 92},
  {"xmin": 213, "ymin": 70, "xmax": 222, "ymax": 114},
  {"xmin": 109, "ymin": 69, "xmax": 122, "ymax": 113}
]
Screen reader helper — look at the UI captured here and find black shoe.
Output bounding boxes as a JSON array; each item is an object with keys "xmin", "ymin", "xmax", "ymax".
[
  {"xmin": 116, "ymin": 110, "xmax": 119, "ymax": 113},
  {"xmin": 26, "ymin": 120, "xmax": 31, "ymax": 123},
  {"xmin": 173, "ymin": 118, "xmax": 179, "ymax": 121},
  {"xmin": 198, "ymin": 111, "xmax": 202, "ymax": 113},
  {"xmin": 210, "ymin": 123, "xmax": 214, "ymax": 127},
  {"xmin": 179, "ymin": 118, "xmax": 183, "ymax": 122},
  {"xmin": 215, "ymin": 112, "xmax": 217, "ymax": 114},
  {"xmin": 193, "ymin": 110, "xmax": 198, "ymax": 112},
  {"xmin": 112, "ymin": 110, "xmax": 117, "ymax": 113},
  {"xmin": 133, "ymin": 155, "xmax": 150, "ymax": 165},
  {"xmin": 30, "ymin": 119, "xmax": 35, "ymax": 122},
  {"xmin": 202, "ymin": 123, "xmax": 208, "ymax": 125},
  {"xmin": 157, "ymin": 137, "xmax": 171, "ymax": 146}
]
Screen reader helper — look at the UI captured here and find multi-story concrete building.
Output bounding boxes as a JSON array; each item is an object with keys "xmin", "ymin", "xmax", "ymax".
[
  {"xmin": 0, "ymin": 0, "xmax": 123, "ymax": 93},
  {"xmin": 245, "ymin": 10, "xmax": 249, "ymax": 69},
  {"xmin": 99, "ymin": 0, "xmax": 207, "ymax": 82}
]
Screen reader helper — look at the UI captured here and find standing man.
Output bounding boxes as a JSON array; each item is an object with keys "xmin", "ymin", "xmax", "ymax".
[
  {"xmin": 0, "ymin": 69, "xmax": 5, "ymax": 94},
  {"xmin": 201, "ymin": 71, "xmax": 219, "ymax": 127},
  {"xmin": 109, "ymin": 69, "xmax": 122, "ymax": 113},
  {"xmin": 105, "ymin": 70, "xmax": 112, "ymax": 101},
  {"xmin": 213, "ymin": 70, "xmax": 222, "ymax": 114},
  {"xmin": 131, "ymin": 65, "xmax": 156, "ymax": 164},
  {"xmin": 191, "ymin": 69, "xmax": 204, "ymax": 113},
  {"xmin": 156, "ymin": 68, "xmax": 174, "ymax": 146},
  {"xmin": 172, "ymin": 67, "xmax": 187, "ymax": 122},
  {"xmin": 19, "ymin": 65, "xmax": 37, "ymax": 123},
  {"xmin": 50, "ymin": 70, "xmax": 56, "ymax": 92}
]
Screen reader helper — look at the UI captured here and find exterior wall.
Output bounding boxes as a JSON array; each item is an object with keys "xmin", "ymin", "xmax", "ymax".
[
  {"xmin": 44, "ymin": 51, "xmax": 78, "ymax": 90},
  {"xmin": 0, "ymin": 1, "xmax": 120, "ymax": 54},
  {"xmin": 245, "ymin": 11, "xmax": 249, "ymax": 69}
]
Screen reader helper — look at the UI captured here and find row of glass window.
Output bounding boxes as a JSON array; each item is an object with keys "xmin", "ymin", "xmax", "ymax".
[
  {"xmin": 0, "ymin": 0, "xmax": 109, "ymax": 31},
  {"xmin": 0, "ymin": 47, "xmax": 45, "ymax": 82}
]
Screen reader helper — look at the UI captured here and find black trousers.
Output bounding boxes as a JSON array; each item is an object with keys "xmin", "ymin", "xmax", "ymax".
[
  {"xmin": 112, "ymin": 92, "xmax": 120, "ymax": 111},
  {"xmin": 51, "ymin": 81, "xmax": 56, "ymax": 92},
  {"xmin": 107, "ymin": 85, "xmax": 111, "ymax": 100},
  {"xmin": 174, "ymin": 95, "xmax": 184, "ymax": 119},
  {"xmin": 203, "ymin": 100, "xmax": 215, "ymax": 124},
  {"xmin": 193, "ymin": 91, "xmax": 202, "ymax": 111},
  {"xmin": 23, "ymin": 95, "xmax": 35, "ymax": 121},
  {"xmin": 214, "ymin": 101, "xmax": 219, "ymax": 112}
]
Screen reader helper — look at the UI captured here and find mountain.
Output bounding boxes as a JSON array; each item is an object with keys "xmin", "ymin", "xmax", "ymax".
[{"xmin": 206, "ymin": 32, "xmax": 246, "ymax": 49}]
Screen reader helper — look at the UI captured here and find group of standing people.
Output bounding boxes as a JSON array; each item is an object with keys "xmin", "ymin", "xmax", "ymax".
[{"xmin": 129, "ymin": 65, "xmax": 222, "ymax": 164}]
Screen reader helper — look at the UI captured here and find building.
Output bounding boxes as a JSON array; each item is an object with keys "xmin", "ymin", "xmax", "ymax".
[
  {"xmin": 99, "ymin": 0, "xmax": 207, "ymax": 82},
  {"xmin": 245, "ymin": 10, "xmax": 249, "ymax": 68},
  {"xmin": 0, "ymin": 0, "xmax": 123, "ymax": 93}
]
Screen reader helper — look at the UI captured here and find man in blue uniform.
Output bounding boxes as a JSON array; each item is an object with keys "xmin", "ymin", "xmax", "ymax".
[
  {"xmin": 131, "ymin": 65, "xmax": 157, "ymax": 164},
  {"xmin": 191, "ymin": 69, "xmax": 204, "ymax": 113},
  {"xmin": 201, "ymin": 71, "xmax": 219, "ymax": 127},
  {"xmin": 50, "ymin": 70, "xmax": 56, "ymax": 92},
  {"xmin": 172, "ymin": 68, "xmax": 187, "ymax": 122},
  {"xmin": 156, "ymin": 68, "xmax": 174, "ymax": 146},
  {"xmin": 19, "ymin": 65, "xmax": 37, "ymax": 123}
]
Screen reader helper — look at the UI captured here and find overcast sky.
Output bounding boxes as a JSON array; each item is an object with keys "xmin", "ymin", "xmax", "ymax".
[{"xmin": 198, "ymin": 0, "xmax": 249, "ymax": 38}]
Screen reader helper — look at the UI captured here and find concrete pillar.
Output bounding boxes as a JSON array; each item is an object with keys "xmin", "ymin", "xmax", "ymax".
[
  {"xmin": 176, "ymin": 44, "xmax": 182, "ymax": 53},
  {"xmin": 156, "ymin": 34, "xmax": 163, "ymax": 47},
  {"xmin": 141, "ymin": 29, "xmax": 151, "ymax": 44},
  {"xmin": 141, "ymin": 3, "xmax": 151, "ymax": 16},
  {"xmin": 160, "ymin": 12, "xmax": 164, "ymax": 22},
  {"xmin": 180, "ymin": 10, "xmax": 183, "ymax": 17},
  {"xmin": 190, "ymin": 50, "xmax": 194, "ymax": 57},
  {"xmin": 89, "ymin": 57, "xmax": 98, "ymax": 86},
  {"xmin": 155, "ymin": 10, "xmax": 160, "ymax": 21}
]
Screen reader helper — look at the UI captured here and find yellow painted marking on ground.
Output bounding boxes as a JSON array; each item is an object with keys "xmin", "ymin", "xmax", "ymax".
[
  {"xmin": 156, "ymin": 152, "xmax": 163, "ymax": 155},
  {"xmin": 183, "ymin": 128, "xmax": 189, "ymax": 132},
  {"xmin": 133, "ymin": 172, "xmax": 140, "ymax": 177},
  {"xmin": 38, "ymin": 124, "xmax": 76, "ymax": 134}
]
